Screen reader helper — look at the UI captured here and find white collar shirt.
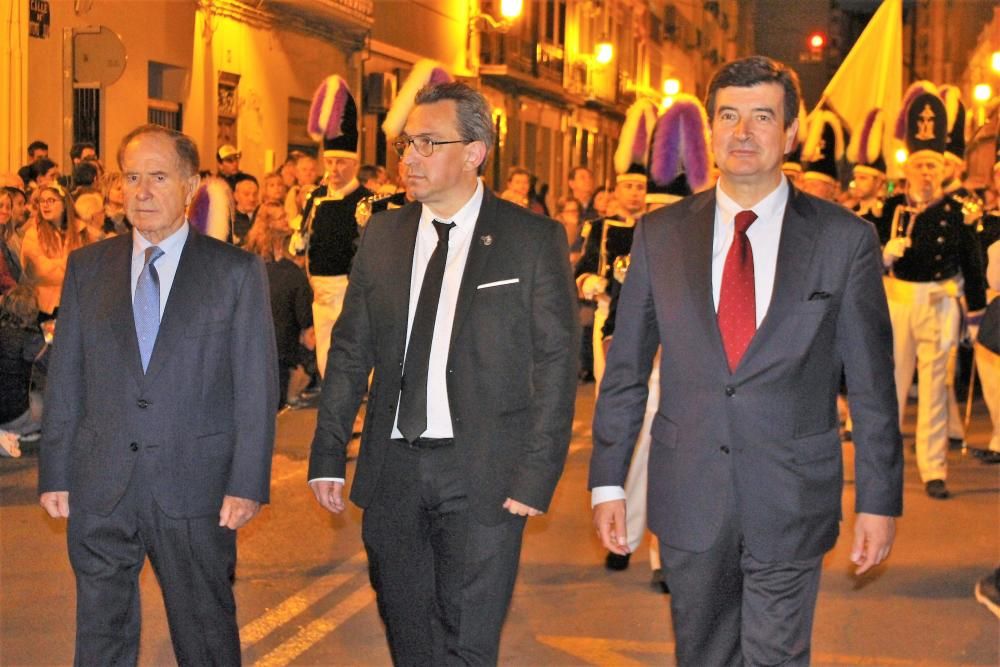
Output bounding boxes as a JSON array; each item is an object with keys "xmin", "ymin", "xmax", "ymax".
[
  {"xmin": 130, "ymin": 222, "xmax": 190, "ymax": 319},
  {"xmin": 391, "ymin": 179, "xmax": 485, "ymax": 439},
  {"xmin": 712, "ymin": 177, "xmax": 789, "ymax": 326}
]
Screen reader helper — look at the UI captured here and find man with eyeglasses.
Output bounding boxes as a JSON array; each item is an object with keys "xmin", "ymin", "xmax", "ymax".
[{"xmin": 309, "ymin": 81, "xmax": 578, "ymax": 665}]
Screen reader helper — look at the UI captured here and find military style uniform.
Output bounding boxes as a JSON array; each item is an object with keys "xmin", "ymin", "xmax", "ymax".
[
  {"xmin": 301, "ymin": 180, "xmax": 372, "ymax": 376},
  {"xmin": 880, "ymin": 193, "xmax": 987, "ymax": 483},
  {"xmin": 574, "ymin": 215, "xmax": 637, "ymax": 386}
]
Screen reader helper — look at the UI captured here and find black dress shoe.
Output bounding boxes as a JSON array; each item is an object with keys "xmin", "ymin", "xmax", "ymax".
[
  {"xmin": 972, "ymin": 449, "xmax": 1000, "ymax": 464},
  {"xmin": 651, "ymin": 569, "xmax": 670, "ymax": 594},
  {"xmin": 925, "ymin": 479, "xmax": 950, "ymax": 499},
  {"xmin": 605, "ymin": 552, "xmax": 630, "ymax": 571}
]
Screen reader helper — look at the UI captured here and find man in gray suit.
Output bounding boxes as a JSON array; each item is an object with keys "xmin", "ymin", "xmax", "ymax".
[
  {"xmin": 590, "ymin": 56, "xmax": 903, "ymax": 665},
  {"xmin": 309, "ymin": 82, "xmax": 578, "ymax": 665},
  {"xmin": 39, "ymin": 125, "xmax": 278, "ymax": 666}
]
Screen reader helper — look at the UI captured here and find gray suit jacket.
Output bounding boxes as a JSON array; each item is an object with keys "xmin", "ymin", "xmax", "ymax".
[
  {"xmin": 38, "ymin": 229, "xmax": 278, "ymax": 518},
  {"xmin": 308, "ymin": 189, "xmax": 579, "ymax": 525},
  {"xmin": 589, "ymin": 186, "xmax": 903, "ymax": 562}
]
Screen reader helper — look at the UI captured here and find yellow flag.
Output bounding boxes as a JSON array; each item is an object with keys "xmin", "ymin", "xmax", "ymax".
[{"xmin": 817, "ymin": 0, "xmax": 903, "ymax": 178}]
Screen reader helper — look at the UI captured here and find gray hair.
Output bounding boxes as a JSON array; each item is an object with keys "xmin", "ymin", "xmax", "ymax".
[
  {"xmin": 117, "ymin": 124, "xmax": 200, "ymax": 178},
  {"xmin": 414, "ymin": 82, "xmax": 495, "ymax": 175}
]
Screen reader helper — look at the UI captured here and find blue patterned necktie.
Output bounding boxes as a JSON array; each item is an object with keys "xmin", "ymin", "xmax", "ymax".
[{"xmin": 134, "ymin": 246, "xmax": 165, "ymax": 372}]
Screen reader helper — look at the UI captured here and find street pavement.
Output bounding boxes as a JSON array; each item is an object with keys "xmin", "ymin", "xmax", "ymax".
[{"xmin": 1, "ymin": 385, "xmax": 998, "ymax": 666}]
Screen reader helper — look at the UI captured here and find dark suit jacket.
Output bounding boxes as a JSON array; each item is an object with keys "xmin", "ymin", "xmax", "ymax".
[
  {"xmin": 309, "ymin": 188, "xmax": 579, "ymax": 525},
  {"xmin": 589, "ymin": 186, "xmax": 903, "ymax": 562},
  {"xmin": 38, "ymin": 228, "xmax": 278, "ymax": 518}
]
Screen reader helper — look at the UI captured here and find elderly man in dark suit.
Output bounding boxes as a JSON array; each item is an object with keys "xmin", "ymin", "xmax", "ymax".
[
  {"xmin": 308, "ymin": 82, "xmax": 578, "ymax": 665},
  {"xmin": 38, "ymin": 124, "xmax": 278, "ymax": 666},
  {"xmin": 590, "ymin": 56, "xmax": 903, "ymax": 666}
]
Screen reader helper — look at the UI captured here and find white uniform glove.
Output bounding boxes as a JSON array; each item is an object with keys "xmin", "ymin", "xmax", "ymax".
[{"xmin": 882, "ymin": 237, "xmax": 911, "ymax": 267}]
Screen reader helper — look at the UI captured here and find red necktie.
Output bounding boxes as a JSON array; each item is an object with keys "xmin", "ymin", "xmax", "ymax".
[{"xmin": 718, "ymin": 210, "xmax": 758, "ymax": 372}]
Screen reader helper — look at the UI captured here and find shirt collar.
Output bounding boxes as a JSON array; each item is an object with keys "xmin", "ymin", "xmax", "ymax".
[
  {"xmin": 420, "ymin": 179, "xmax": 485, "ymax": 233},
  {"xmin": 715, "ymin": 176, "xmax": 789, "ymax": 226},
  {"xmin": 329, "ymin": 178, "xmax": 360, "ymax": 199},
  {"xmin": 132, "ymin": 221, "xmax": 190, "ymax": 258}
]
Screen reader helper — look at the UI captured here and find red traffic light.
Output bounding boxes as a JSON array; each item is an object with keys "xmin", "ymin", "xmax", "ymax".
[{"xmin": 809, "ymin": 32, "xmax": 826, "ymax": 49}]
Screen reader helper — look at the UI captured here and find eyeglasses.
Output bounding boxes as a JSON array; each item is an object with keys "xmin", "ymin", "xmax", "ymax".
[
  {"xmin": 38, "ymin": 198, "xmax": 61, "ymax": 206},
  {"xmin": 392, "ymin": 135, "xmax": 471, "ymax": 158}
]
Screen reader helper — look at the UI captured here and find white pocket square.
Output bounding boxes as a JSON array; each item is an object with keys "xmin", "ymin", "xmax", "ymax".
[{"xmin": 477, "ymin": 278, "xmax": 519, "ymax": 290}]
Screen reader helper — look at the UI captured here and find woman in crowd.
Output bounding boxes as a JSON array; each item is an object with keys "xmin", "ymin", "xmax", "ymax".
[
  {"xmin": 261, "ymin": 172, "xmax": 289, "ymax": 206},
  {"xmin": 18, "ymin": 182, "xmax": 83, "ymax": 318},
  {"xmin": 246, "ymin": 202, "xmax": 314, "ymax": 410},
  {"xmin": 0, "ymin": 284, "xmax": 44, "ymax": 442},
  {"xmin": 73, "ymin": 189, "xmax": 109, "ymax": 242},
  {"xmin": 0, "ymin": 190, "xmax": 22, "ymax": 293},
  {"xmin": 99, "ymin": 171, "xmax": 129, "ymax": 234}
]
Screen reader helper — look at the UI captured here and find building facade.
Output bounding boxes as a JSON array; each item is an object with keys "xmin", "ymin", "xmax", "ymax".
[{"xmin": 8, "ymin": 0, "xmax": 744, "ymax": 208}]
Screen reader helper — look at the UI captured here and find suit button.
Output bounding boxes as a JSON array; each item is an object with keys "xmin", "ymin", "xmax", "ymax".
[
  {"xmin": 936, "ymin": 236, "xmax": 945, "ymax": 244},
  {"xmin": 725, "ymin": 386, "xmax": 735, "ymax": 397},
  {"xmin": 447, "ymin": 368, "xmax": 454, "ymax": 374},
  {"xmin": 137, "ymin": 399, "xmax": 149, "ymax": 409},
  {"xmin": 939, "ymin": 220, "xmax": 948, "ymax": 227},
  {"xmin": 129, "ymin": 442, "xmax": 139, "ymax": 452},
  {"xmin": 720, "ymin": 445, "xmax": 730, "ymax": 454}
]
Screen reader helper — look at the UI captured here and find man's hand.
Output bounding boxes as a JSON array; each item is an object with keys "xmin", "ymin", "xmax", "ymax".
[
  {"xmin": 850, "ymin": 512, "xmax": 895, "ymax": 575},
  {"xmin": 503, "ymin": 498, "xmax": 542, "ymax": 516},
  {"xmin": 218, "ymin": 495, "xmax": 260, "ymax": 530},
  {"xmin": 310, "ymin": 480, "xmax": 346, "ymax": 514},
  {"xmin": 593, "ymin": 499, "xmax": 630, "ymax": 555},
  {"xmin": 40, "ymin": 491, "xmax": 70, "ymax": 519}
]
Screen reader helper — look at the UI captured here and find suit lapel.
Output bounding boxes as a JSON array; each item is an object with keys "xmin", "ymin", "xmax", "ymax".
[
  {"xmin": 392, "ymin": 203, "xmax": 421, "ymax": 357},
  {"xmin": 105, "ymin": 234, "xmax": 145, "ymax": 387},
  {"xmin": 680, "ymin": 192, "xmax": 731, "ymax": 376},
  {"xmin": 142, "ymin": 229, "xmax": 204, "ymax": 384},
  {"xmin": 449, "ymin": 188, "xmax": 498, "ymax": 349},
  {"xmin": 737, "ymin": 186, "xmax": 820, "ymax": 376}
]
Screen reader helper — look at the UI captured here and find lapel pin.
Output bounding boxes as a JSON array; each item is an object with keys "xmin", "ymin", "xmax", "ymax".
[{"xmin": 481, "ymin": 235, "xmax": 493, "ymax": 246}]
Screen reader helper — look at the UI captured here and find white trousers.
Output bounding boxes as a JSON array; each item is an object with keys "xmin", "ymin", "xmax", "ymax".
[
  {"xmin": 623, "ymin": 353, "xmax": 661, "ymax": 570},
  {"xmin": 310, "ymin": 274, "xmax": 349, "ymax": 378},
  {"xmin": 592, "ymin": 297, "xmax": 610, "ymax": 398},
  {"xmin": 976, "ymin": 342, "xmax": 1000, "ymax": 453},
  {"xmin": 885, "ymin": 277, "xmax": 961, "ymax": 482}
]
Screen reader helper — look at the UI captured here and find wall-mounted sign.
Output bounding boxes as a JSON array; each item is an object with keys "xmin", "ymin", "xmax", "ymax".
[{"xmin": 29, "ymin": 0, "xmax": 50, "ymax": 39}]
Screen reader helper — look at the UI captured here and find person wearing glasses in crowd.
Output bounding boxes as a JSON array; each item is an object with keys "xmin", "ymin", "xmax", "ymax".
[
  {"xmin": 309, "ymin": 81, "xmax": 578, "ymax": 665},
  {"xmin": 19, "ymin": 182, "xmax": 85, "ymax": 319}
]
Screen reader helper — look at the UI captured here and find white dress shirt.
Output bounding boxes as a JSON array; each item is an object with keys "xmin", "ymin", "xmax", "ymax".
[
  {"xmin": 309, "ymin": 180, "xmax": 485, "ymax": 486},
  {"xmin": 591, "ymin": 177, "xmax": 789, "ymax": 508},
  {"xmin": 391, "ymin": 179, "xmax": 484, "ymax": 439},
  {"xmin": 131, "ymin": 222, "xmax": 190, "ymax": 318}
]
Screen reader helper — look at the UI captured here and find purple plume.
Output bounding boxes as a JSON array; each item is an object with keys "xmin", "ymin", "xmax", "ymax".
[
  {"xmin": 650, "ymin": 96, "xmax": 710, "ymax": 191},
  {"xmin": 429, "ymin": 67, "xmax": 452, "ymax": 86},
  {"xmin": 325, "ymin": 83, "xmax": 348, "ymax": 139},
  {"xmin": 856, "ymin": 109, "xmax": 879, "ymax": 164},
  {"xmin": 634, "ymin": 113, "xmax": 650, "ymax": 164},
  {"xmin": 307, "ymin": 78, "xmax": 328, "ymax": 140},
  {"xmin": 188, "ymin": 187, "xmax": 210, "ymax": 235}
]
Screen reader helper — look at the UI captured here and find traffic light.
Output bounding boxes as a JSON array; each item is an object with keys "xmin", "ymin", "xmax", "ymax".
[
  {"xmin": 808, "ymin": 31, "xmax": 826, "ymax": 54},
  {"xmin": 800, "ymin": 30, "xmax": 827, "ymax": 62}
]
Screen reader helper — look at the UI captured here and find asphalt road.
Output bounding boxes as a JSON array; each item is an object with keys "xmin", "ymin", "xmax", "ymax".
[{"xmin": 1, "ymin": 385, "xmax": 998, "ymax": 666}]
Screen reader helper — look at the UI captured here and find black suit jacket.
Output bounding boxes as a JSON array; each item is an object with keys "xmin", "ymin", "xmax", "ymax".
[
  {"xmin": 309, "ymin": 188, "xmax": 579, "ymax": 525},
  {"xmin": 589, "ymin": 186, "xmax": 903, "ymax": 562},
  {"xmin": 38, "ymin": 229, "xmax": 278, "ymax": 517}
]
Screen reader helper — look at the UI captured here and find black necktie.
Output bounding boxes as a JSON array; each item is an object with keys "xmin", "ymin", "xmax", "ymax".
[{"xmin": 397, "ymin": 220, "xmax": 455, "ymax": 442}]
